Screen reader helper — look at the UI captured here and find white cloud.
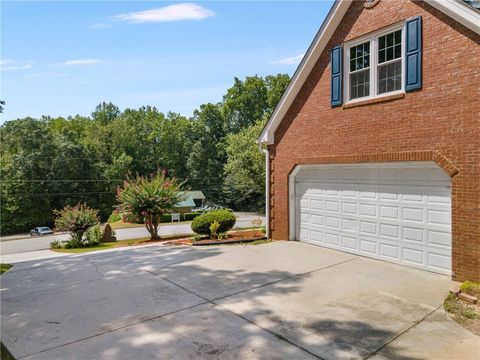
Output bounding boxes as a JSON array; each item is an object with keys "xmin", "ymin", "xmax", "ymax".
[
  {"xmin": 115, "ymin": 3, "xmax": 214, "ymax": 23},
  {"xmin": 1, "ymin": 59, "xmax": 34, "ymax": 71},
  {"xmin": 60, "ymin": 59, "xmax": 103, "ymax": 66},
  {"xmin": 272, "ymin": 53, "xmax": 305, "ymax": 65},
  {"xmin": 91, "ymin": 23, "xmax": 112, "ymax": 29},
  {"xmin": 24, "ymin": 72, "xmax": 68, "ymax": 79}
]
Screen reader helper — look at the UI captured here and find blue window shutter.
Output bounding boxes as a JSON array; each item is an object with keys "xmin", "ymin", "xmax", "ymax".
[
  {"xmin": 405, "ymin": 16, "xmax": 422, "ymax": 92},
  {"xmin": 331, "ymin": 46, "xmax": 343, "ymax": 107}
]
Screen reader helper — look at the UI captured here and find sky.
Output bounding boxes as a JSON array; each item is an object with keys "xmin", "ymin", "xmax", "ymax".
[{"xmin": 0, "ymin": 1, "xmax": 333, "ymax": 123}]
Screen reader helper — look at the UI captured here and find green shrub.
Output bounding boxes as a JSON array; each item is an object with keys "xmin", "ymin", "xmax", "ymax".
[
  {"xmin": 85, "ymin": 224, "xmax": 102, "ymax": 246},
  {"xmin": 209, "ymin": 220, "xmax": 220, "ymax": 239},
  {"xmin": 108, "ymin": 211, "xmax": 122, "ymax": 223},
  {"xmin": 183, "ymin": 212, "xmax": 203, "ymax": 221},
  {"xmin": 159, "ymin": 211, "xmax": 203, "ymax": 223},
  {"xmin": 50, "ymin": 240, "xmax": 63, "ymax": 249},
  {"xmin": 191, "ymin": 210, "xmax": 236, "ymax": 235}
]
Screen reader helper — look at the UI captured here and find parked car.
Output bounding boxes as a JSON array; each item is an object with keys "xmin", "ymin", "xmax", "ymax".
[{"xmin": 30, "ymin": 227, "xmax": 54, "ymax": 236}]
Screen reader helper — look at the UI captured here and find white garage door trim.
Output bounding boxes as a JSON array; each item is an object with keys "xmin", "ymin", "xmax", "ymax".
[{"xmin": 289, "ymin": 162, "xmax": 452, "ymax": 275}]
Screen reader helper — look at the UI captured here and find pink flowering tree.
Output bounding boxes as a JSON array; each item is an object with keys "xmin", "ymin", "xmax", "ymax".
[
  {"xmin": 116, "ymin": 172, "xmax": 183, "ymax": 240},
  {"xmin": 54, "ymin": 203, "xmax": 99, "ymax": 246}
]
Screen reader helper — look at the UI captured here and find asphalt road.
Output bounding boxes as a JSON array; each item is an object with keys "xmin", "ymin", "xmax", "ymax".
[{"xmin": 0, "ymin": 213, "xmax": 265, "ymax": 255}]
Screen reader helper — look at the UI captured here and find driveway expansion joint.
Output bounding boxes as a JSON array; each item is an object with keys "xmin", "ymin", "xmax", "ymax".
[
  {"xmin": 363, "ymin": 304, "xmax": 443, "ymax": 360},
  {"xmin": 16, "ymin": 301, "xmax": 210, "ymax": 360},
  {"xmin": 143, "ymin": 270, "xmax": 326, "ymax": 359},
  {"xmin": 212, "ymin": 257, "xmax": 359, "ymax": 303}
]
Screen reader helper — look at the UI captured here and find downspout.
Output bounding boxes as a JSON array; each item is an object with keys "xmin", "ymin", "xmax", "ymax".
[{"xmin": 261, "ymin": 147, "xmax": 270, "ymax": 239}]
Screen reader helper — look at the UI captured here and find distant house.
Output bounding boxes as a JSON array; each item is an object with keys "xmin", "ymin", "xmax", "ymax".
[
  {"xmin": 173, "ymin": 191, "xmax": 206, "ymax": 213},
  {"xmin": 184, "ymin": 191, "xmax": 206, "ymax": 208}
]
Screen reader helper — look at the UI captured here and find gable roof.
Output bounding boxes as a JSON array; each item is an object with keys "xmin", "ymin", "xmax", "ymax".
[
  {"xmin": 258, "ymin": 0, "xmax": 480, "ymax": 145},
  {"xmin": 184, "ymin": 190, "xmax": 206, "ymax": 200},
  {"xmin": 175, "ymin": 194, "xmax": 196, "ymax": 208}
]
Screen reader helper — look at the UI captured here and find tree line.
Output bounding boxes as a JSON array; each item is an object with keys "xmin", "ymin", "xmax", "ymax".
[{"xmin": 0, "ymin": 74, "xmax": 290, "ymax": 235}]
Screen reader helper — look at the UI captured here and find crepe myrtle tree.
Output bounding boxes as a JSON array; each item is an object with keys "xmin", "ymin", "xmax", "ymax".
[
  {"xmin": 54, "ymin": 203, "xmax": 100, "ymax": 247},
  {"xmin": 116, "ymin": 172, "xmax": 183, "ymax": 240}
]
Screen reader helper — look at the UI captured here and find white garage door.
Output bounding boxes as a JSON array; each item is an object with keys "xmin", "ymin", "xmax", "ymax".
[{"xmin": 294, "ymin": 162, "xmax": 451, "ymax": 275}]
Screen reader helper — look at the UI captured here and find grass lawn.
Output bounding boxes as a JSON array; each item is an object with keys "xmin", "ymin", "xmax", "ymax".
[
  {"xmin": 53, "ymin": 237, "xmax": 151, "ymax": 253},
  {"xmin": 109, "ymin": 220, "xmax": 192, "ymax": 230},
  {"xmin": 0, "ymin": 263, "xmax": 13, "ymax": 274},
  {"xmin": 52, "ymin": 234, "xmax": 192, "ymax": 254}
]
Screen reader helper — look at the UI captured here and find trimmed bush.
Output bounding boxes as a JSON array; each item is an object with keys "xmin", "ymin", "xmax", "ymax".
[
  {"xmin": 191, "ymin": 210, "xmax": 236, "ymax": 235},
  {"xmin": 160, "ymin": 212, "xmax": 203, "ymax": 223}
]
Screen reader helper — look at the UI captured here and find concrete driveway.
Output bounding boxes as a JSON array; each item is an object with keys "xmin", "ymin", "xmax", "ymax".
[{"xmin": 1, "ymin": 242, "xmax": 478, "ymax": 359}]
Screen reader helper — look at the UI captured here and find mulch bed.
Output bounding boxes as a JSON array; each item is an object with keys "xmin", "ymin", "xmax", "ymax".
[
  {"xmin": 193, "ymin": 236, "xmax": 266, "ymax": 246},
  {"xmin": 162, "ymin": 230, "xmax": 266, "ymax": 246}
]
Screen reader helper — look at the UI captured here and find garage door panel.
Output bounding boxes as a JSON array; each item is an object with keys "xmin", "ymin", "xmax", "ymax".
[
  {"xmin": 325, "ymin": 233, "xmax": 340, "ymax": 246},
  {"xmin": 378, "ymin": 185, "xmax": 400, "ymax": 201},
  {"xmin": 325, "ymin": 216, "xmax": 340, "ymax": 229},
  {"xmin": 379, "ymin": 243, "xmax": 399, "ymax": 259},
  {"xmin": 295, "ymin": 162, "xmax": 451, "ymax": 275},
  {"xmin": 359, "ymin": 203, "xmax": 377, "ymax": 217},
  {"xmin": 402, "ymin": 226, "xmax": 424, "ymax": 243},
  {"xmin": 360, "ymin": 221, "xmax": 377, "ymax": 236},
  {"xmin": 310, "ymin": 230, "xmax": 324, "ymax": 243},
  {"xmin": 341, "ymin": 235, "xmax": 358, "ymax": 251},
  {"xmin": 379, "ymin": 205, "xmax": 399, "ymax": 220},
  {"xmin": 360, "ymin": 238, "xmax": 378, "ymax": 255},
  {"xmin": 342, "ymin": 189, "xmax": 357, "ymax": 198},
  {"xmin": 427, "ymin": 252, "xmax": 451, "ymax": 271},
  {"xmin": 342, "ymin": 218, "xmax": 358, "ymax": 232},
  {"xmin": 427, "ymin": 209, "xmax": 450, "ymax": 226},
  {"xmin": 427, "ymin": 230, "xmax": 450, "ymax": 248},
  {"xmin": 402, "ymin": 207, "xmax": 424, "ymax": 222},
  {"xmin": 325, "ymin": 200, "xmax": 340, "ymax": 212},
  {"xmin": 310, "ymin": 199, "xmax": 324, "ymax": 212},
  {"xmin": 380, "ymin": 223, "xmax": 400, "ymax": 239}
]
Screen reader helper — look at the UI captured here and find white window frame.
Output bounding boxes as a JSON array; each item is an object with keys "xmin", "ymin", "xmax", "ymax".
[{"xmin": 344, "ymin": 22, "xmax": 406, "ymax": 104}]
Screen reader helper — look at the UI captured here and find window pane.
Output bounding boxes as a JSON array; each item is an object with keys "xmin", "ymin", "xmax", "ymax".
[
  {"xmin": 377, "ymin": 60, "xmax": 401, "ymax": 94},
  {"xmin": 394, "ymin": 30, "xmax": 401, "ymax": 44},
  {"xmin": 350, "ymin": 68, "xmax": 370, "ymax": 100},
  {"xmin": 378, "ymin": 30, "xmax": 402, "ymax": 64},
  {"xmin": 350, "ymin": 42, "xmax": 370, "ymax": 71},
  {"xmin": 387, "ymin": 47, "xmax": 393, "ymax": 61},
  {"xmin": 394, "ymin": 44, "xmax": 401, "ymax": 59},
  {"xmin": 379, "ymin": 49, "xmax": 385, "ymax": 63}
]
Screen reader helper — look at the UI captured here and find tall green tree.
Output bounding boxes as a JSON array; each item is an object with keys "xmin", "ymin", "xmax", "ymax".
[
  {"xmin": 222, "ymin": 76, "xmax": 268, "ymax": 133},
  {"xmin": 187, "ymin": 103, "xmax": 227, "ymax": 202},
  {"xmin": 224, "ymin": 120, "xmax": 266, "ymax": 211}
]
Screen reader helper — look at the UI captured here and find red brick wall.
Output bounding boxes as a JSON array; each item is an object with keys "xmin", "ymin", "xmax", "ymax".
[{"xmin": 268, "ymin": 0, "xmax": 480, "ymax": 281}]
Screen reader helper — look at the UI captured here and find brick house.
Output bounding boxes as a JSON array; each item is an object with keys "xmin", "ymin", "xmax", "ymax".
[{"xmin": 258, "ymin": 0, "xmax": 479, "ymax": 281}]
